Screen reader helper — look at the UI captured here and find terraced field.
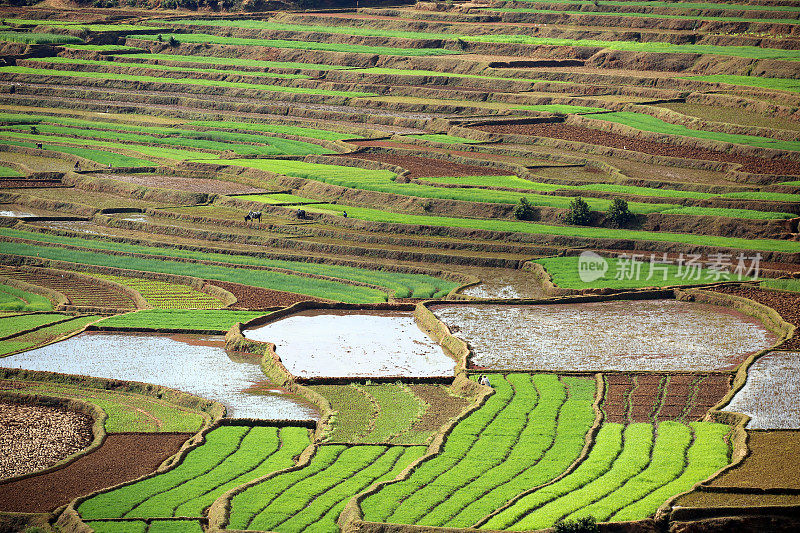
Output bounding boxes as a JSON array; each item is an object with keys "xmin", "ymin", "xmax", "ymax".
[{"xmin": 1, "ymin": 0, "xmax": 799, "ymax": 531}]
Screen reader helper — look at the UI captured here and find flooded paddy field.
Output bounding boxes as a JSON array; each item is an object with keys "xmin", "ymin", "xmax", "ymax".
[
  {"xmin": 244, "ymin": 310, "xmax": 454, "ymax": 379},
  {"xmin": 0, "ymin": 333, "xmax": 317, "ymax": 420},
  {"xmin": 459, "ymin": 267, "xmax": 547, "ymax": 300},
  {"xmin": 724, "ymin": 351, "xmax": 800, "ymax": 429},
  {"xmin": 432, "ymin": 299, "xmax": 777, "ymax": 372}
]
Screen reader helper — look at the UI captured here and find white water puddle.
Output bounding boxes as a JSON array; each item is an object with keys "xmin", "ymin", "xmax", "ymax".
[{"xmin": 244, "ymin": 310, "xmax": 454, "ymax": 378}]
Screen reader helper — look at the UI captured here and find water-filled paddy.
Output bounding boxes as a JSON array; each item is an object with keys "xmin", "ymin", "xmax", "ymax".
[
  {"xmin": 244, "ymin": 310, "xmax": 454, "ymax": 378},
  {"xmin": 724, "ymin": 351, "xmax": 800, "ymax": 429},
  {"xmin": 1, "ymin": 332, "xmax": 317, "ymax": 420},
  {"xmin": 432, "ymin": 299, "xmax": 776, "ymax": 372}
]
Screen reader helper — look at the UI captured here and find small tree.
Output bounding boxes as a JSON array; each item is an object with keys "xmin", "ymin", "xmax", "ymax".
[
  {"xmin": 168, "ymin": 35, "xmax": 178, "ymax": 47},
  {"xmin": 607, "ymin": 197, "xmax": 633, "ymax": 227},
  {"xmin": 514, "ymin": 197, "xmax": 535, "ymax": 221},
  {"xmin": 563, "ymin": 196, "xmax": 592, "ymax": 226},
  {"xmin": 554, "ymin": 516, "xmax": 599, "ymax": 533}
]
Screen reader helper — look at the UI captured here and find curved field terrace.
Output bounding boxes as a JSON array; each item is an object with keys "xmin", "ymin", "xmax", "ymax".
[
  {"xmin": 244, "ymin": 310, "xmax": 454, "ymax": 378},
  {"xmin": 2, "ymin": 333, "xmax": 318, "ymax": 420},
  {"xmin": 433, "ymin": 300, "xmax": 777, "ymax": 371}
]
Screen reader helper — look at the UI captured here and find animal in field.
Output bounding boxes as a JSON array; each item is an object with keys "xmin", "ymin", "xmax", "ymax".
[{"xmin": 244, "ymin": 211, "xmax": 262, "ymax": 225}]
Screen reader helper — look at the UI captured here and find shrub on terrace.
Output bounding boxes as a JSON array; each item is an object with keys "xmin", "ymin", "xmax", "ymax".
[
  {"xmin": 607, "ymin": 197, "xmax": 633, "ymax": 228},
  {"xmin": 563, "ymin": 197, "xmax": 593, "ymax": 226}
]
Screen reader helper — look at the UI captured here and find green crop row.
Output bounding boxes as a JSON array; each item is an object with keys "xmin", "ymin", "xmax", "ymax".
[
  {"xmin": 591, "ymin": 112, "xmax": 800, "ymax": 151},
  {"xmin": 358, "ymin": 384, "xmax": 427, "ymax": 444},
  {"xmin": 227, "ymin": 444, "xmax": 426, "ymax": 532},
  {"xmin": 660, "ymin": 206, "xmax": 795, "ymax": 220},
  {"xmin": 214, "ymin": 159, "xmax": 681, "ymax": 215},
  {"xmin": 79, "ymin": 425, "xmax": 310, "ymax": 520},
  {"xmin": 680, "ymin": 74, "xmax": 800, "ymax": 93},
  {"xmin": 0, "ymin": 239, "xmax": 388, "ymax": 304},
  {"xmin": 485, "ymin": 7, "xmax": 800, "ymax": 24},
  {"xmin": 760, "ymin": 278, "xmax": 800, "ymax": 293},
  {"xmin": 361, "ymin": 373, "xmax": 596, "ymax": 528},
  {"xmin": 0, "ymin": 228, "xmax": 456, "ymax": 300},
  {"xmin": 95, "ymin": 309, "xmax": 265, "ymax": 332},
  {"xmin": 297, "ymin": 203, "xmax": 800, "ymax": 253},
  {"xmin": 0, "ymin": 31, "xmax": 83, "ymax": 44},
  {"xmin": 0, "ymin": 283, "xmax": 53, "ymax": 312},
  {"xmin": 0, "ymin": 66, "xmax": 377, "ymax": 98},
  {"xmin": 0, "ymin": 312, "xmax": 69, "ymax": 338},
  {"xmin": 86, "ymin": 274, "xmax": 227, "ymax": 310},
  {"xmin": 533, "ymin": 256, "xmax": 750, "ymax": 290},
  {"xmin": 513, "ymin": 104, "xmax": 607, "ymax": 113},
  {"xmin": 499, "ymin": 0, "xmax": 800, "ymax": 11},
  {"xmin": 237, "ymin": 193, "xmax": 321, "ymax": 205},
  {"xmin": 406, "ymin": 134, "xmax": 484, "ymax": 144},
  {"xmin": 187, "ymin": 120, "xmax": 355, "ymax": 141},
  {"xmin": 484, "ymin": 420, "xmax": 729, "ymax": 529},
  {"xmin": 27, "ymin": 56, "xmax": 311, "ymax": 80},
  {"xmin": 86, "ymin": 519, "xmax": 203, "ymax": 533},
  {"xmin": 0, "ymin": 164, "xmax": 22, "ymax": 176},
  {"xmin": 342, "ymin": 67, "xmax": 548, "ymax": 84},
  {"xmin": 721, "ymin": 191, "xmax": 800, "ymax": 202},
  {"xmin": 0, "ymin": 315, "xmax": 99, "ymax": 357},
  {"xmin": 113, "ymin": 53, "xmax": 351, "ymax": 71},
  {"xmin": 0, "ymin": 139, "xmax": 154, "ymax": 166},
  {"xmin": 311, "ymin": 384, "xmax": 375, "ymax": 443},
  {"xmin": 13, "ymin": 380, "xmax": 206, "ymax": 432},
  {"xmin": 128, "ymin": 33, "xmax": 458, "ymax": 57}
]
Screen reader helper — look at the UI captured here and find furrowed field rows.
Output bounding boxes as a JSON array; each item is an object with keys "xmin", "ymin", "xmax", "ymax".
[
  {"xmin": 85, "ymin": 273, "xmax": 227, "ymax": 310},
  {"xmin": 95, "ymin": 309, "xmax": 265, "ymax": 333},
  {"xmin": 6, "ymin": 380, "xmax": 208, "ymax": 432},
  {"xmin": 86, "ymin": 519, "xmax": 203, "ymax": 533},
  {"xmin": 483, "ymin": 7, "xmax": 800, "ymax": 24},
  {"xmin": 0, "ymin": 283, "xmax": 53, "ymax": 312},
  {"xmin": 0, "ymin": 228, "xmax": 459, "ymax": 299},
  {"xmin": 0, "ymin": 139, "xmax": 153, "ymax": 166},
  {"xmin": 0, "ymin": 315, "xmax": 100, "ymax": 356},
  {"xmin": 78, "ymin": 425, "xmax": 311, "ymax": 521},
  {"xmin": 225, "ymin": 444, "xmax": 426, "ymax": 532},
  {"xmin": 361, "ymin": 373, "xmax": 597, "ymax": 528},
  {"xmin": 482, "ymin": 421, "xmax": 731, "ymax": 530},
  {"xmin": 209, "ymin": 159, "xmax": 790, "ymax": 218},
  {"xmin": 109, "ymin": 53, "xmax": 353, "ymax": 71},
  {"xmin": 0, "ymin": 313, "xmax": 68, "ymax": 338}
]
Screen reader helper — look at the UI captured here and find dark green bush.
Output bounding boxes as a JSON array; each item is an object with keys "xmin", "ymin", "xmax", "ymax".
[
  {"xmin": 513, "ymin": 197, "xmax": 535, "ymax": 221},
  {"xmin": 607, "ymin": 197, "xmax": 633, "ymax": 227},
  {"xmin": 563, "ymin": 196, "xmax": 593, "ymax": 226},
  {"xmin": 554, "ymin": 516, "xmax": 599, "ymax": 533}
]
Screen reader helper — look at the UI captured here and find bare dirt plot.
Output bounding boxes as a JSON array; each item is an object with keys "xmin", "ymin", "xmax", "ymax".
[
  {"xmin": 407, "ymin": 384, "xmax": 470, "ymax": 432},
  {"xmin": 210, "ymin": 280, "xmax": 328, "ymax": 309},
  {"xmin": 0, "ymin": 432, "xmax": 191, "ymax": 512},
  {"xmin": 711, "ymin": 430, "xmax": 800, "ymax": 490},
  {"xmin": 0, "ymin": 400, "xmax": 93, "ymax": 480},
  {"xmin": 473, "ymin": 122, "xmax": 800, "ymax": 175},
  {"xmin": 92, "ymin": 173, "xmax": 269, "ymax": 195}
]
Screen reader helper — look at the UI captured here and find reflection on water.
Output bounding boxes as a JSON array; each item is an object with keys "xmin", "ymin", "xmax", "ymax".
[
  {"xmin": 0, "ymin": 210, "xmax": 36, "ymax": 218},
  {"xmin": 1, "ymin": 332, "xmax": 318, "ymax": 420},
  {"xmin": 725, "ymin": 351, "xmax": 800, "ymax": 429},
  {"xmin": 460, "ymin": 268, "xmax": 547, "ymax": 299},
  {"xmin": 244, "ymin": 310, "xmax": 454, "ymax": 378},
  {"xmin": 433, "ymin": 299, "xmax": 777, "ymax": 372}
]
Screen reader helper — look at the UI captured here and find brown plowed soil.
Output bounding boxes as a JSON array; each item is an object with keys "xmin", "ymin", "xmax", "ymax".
[
  {"xmin": 407, "ymin": 384, "xmax": 471, "ymax": 432},
  {"xmin": 709, "ymin": 430, "xmax": 800, "ymax": 490},
  {"xmin": 473, "ymin": 123, "xmax": 800, "ymax": 175},
  {"xmin": 91, "ymin": 173, "xmax": 268, "ymax": 195},
  {"xmin": 0, "ymin": 432, "xmax": 191, "ymax": 512},
  {"xmin": 209, "ymin": 280, "xmax": 328, "ymax": 309},
  {"xmin": 0, "ymin": 265, "xmax": 137, "ymax": 309},
  {"xmin": 708, "ymin": 285, "xmax": 800, "ymax": 350},
  {"xmin": 0, "ymin": 179, "xmax": 66, "ymax": 188},
  {"xmin": 602, "ymin": 373, "xmax": 731, "ymax": 423},
  {"xmin": 0, "ymin": 401, "xmax": 93, "ymax": 481},
  {"xmin": 328, "ymin": 153, "xmax": 510, "ymax": 179}
]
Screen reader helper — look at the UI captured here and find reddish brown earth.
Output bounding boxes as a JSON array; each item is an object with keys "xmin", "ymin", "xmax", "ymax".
[
  {"xmin": 473, "ymin": 123, "xmax": 800, "ymax": 175},
  {"xmin": 92, "ymin": 173, "xmax": 267, "ymax": 195},
  {"xmin": 0, "ymin": 432, "xmax": 191, "ymax": 512},
  {"xmin": 708, "ymin": 285, "xmax": 800, "ymax": 350},
  {"xmin": 209, "ymin": 280, "xmax": 328, "ymax": 309},
  {"xmin": 328, "ymin": 153, "xmax": 511, "ymax": 179},
  {"xmin": 603, "ymin": 373, "xmax": 731, "ymax": 423},
  {"xmin": 407, "ymin": 384, "xmax": 471, "ymax": 432}
]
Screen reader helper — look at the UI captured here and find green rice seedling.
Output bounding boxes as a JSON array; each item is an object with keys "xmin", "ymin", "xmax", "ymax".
[
  {"xmin": 128, "ymin": 33, "xmax": 458, "ymax": 57},
  {"xmin": 343, "ymin": 67, "xmax": 549, "ymax": 83},
  {"xmin": 659, "ymin": 207, "xmax": 795, "ymax": 220},
  {"xmin": 311, "ymin": 385, "xmax": 375, "ymax": 442},
  {"xmin": 148, "ymin": 520, "xmax": 203, "ymax": 533},
  {"xmin": 484, "ymin": 7, "xmax": 800, "ymax": 25},
  {"xmin": 720, "ymin": 191, "xmax": 800, "ymax": 202},
  {"xmin": 760, "ymin": 279, "xmax": 800, "ymax": 293},
  {"xmin": 86, "ymin": 274, "xmax": 226, "ymax": 309},
  {"xmin": 228, "ymin": 444, "xmax": 425, "ymax": 532},
  {"xmin": 234, "ymin": 193, "xmax": 321, "ymax": 205},
  {"xmin": 78, "ymin": 426, "xmax": 310, "ymax": 520},
  {"xmin": 61, "ymin": 44, "xmax": 143, "ymax": 51},
  {"xmin": 0, "ymin": 31, "xmax": 82, "ymax": 44},
  {"xmin": 608, "ymin": 422, "xmax": 730, "ymax": 522},
  {"xmin": 487, "ymin": 0, "xmax": 800, "ymax": 11},
  {"xmin": 187, "ymin": 120, "xmax": 354, "ymax": 141},
  {"xmin": 27, "ymin": 56, "xmax": 310, "ymax": 80},
  {"xmin": 405, "ymin": 134, "xmax": 484, "ymax": 144},
  {"xmin": 0, "ymin": 165, "xmax": 22, "ymax": 176},
  {"xmin": 359, "ymin": 384, "xmax": 426, "ymax": 444},
  {"xmin": 210, "ymin": 158, "xmax": 677, "ymax": 214},
  {"xmin": 297, "ymin": 204, "xmax": 800, "ymax": 253},
  {"xmin": 422, "ymin": 175, "xmax": 563, "ymax": 191},
  {"xmin": 679, "ymin": 75, "xmax": 800, "ymax": 93},
  {"xmin": 590, "ymin": 112, "xmax": 800, "ymax": 152},
  {"xmin": 572, "ymin": 184, "xmax": 716, "ymax": 200},
  {"xmin": 0, "ymin": 66, "xmax": 377, "ymax": 98},
  {"xmin": 0, "ymin": 139, "xmax": 153, "ymax": 166},
  {"xmin": 95, "ymin": 309, "xmax": 265, "ymax": 332},
  {"xmin": 0, "ymin": 315, "xmax": 100, "ymax": 357},
  {"xmin": 0, "ymin": 313, "xmax": 69, "ymax": 338},
  {"xmin": 115, "ymin": 53, "xmax": 351, "ymax": 70},
  {"xmin": 0, "ymin": 284, "xmax": 53, "ymax": 312},
  {"xmin": 84, "ymin": 521, "xmax": 147, "ymax": 533}
]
